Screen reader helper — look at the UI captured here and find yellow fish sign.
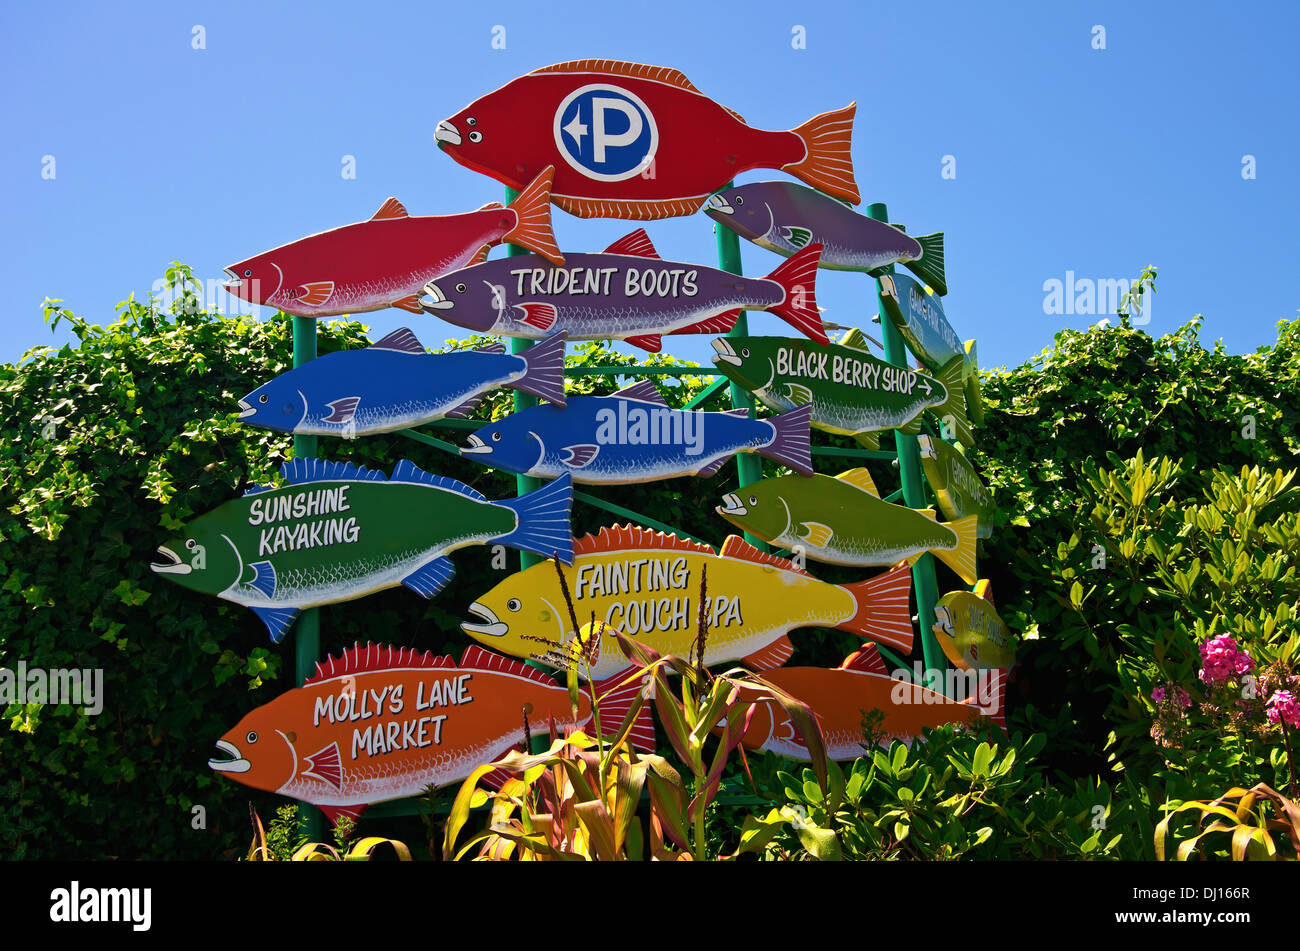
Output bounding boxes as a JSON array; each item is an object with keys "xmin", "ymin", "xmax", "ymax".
[
  {"xmin": 461, "ymin": 524, "xmax": 914, "ymax": 681},
  {"xmin": 932, "ymin": 580, "xmax": 1018, "ymax": 671}
]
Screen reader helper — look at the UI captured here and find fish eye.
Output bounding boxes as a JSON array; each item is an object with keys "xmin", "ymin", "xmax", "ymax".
[
  {"xmin": 243, "ymin": 269, "xmax": 252, "ymax": 277},
  {"xmin": 749, "ymin": 496, "xmax": 758, "ymax": 506},
  {"xmin": 491, "ymin": 432, "xmax": 502, "ymax": 442},
  {"xmin": 735, "ymin": 196, "xmax": 744, "ymax": 205},
  {"xmin": 259, "ymin": 393, "xmax": 269, "ymax": 403},
  {"xmin": 507, "ymin": 598, "xmax": 521, "ymax": 612},
  {"xmin": 246, "ymin": 731, "xmax": 258, "ymax": 744},
  {"xmin": 185, "ymin": 539, "xmax": 196, "ymax": 550},
  {"xmin": 741, "ymin": 348, "xmax": 750, "ymax": 358},
  {"xmin": 466, "ymin": 117, "xmax": 477, "ymax": 126},
  {"xmin": 456, "ymin": 283, "xmax": 467, "ymax": 293},
  {"xmin": 468, "ymin": 131, "xmax": 482, "ymax": 143}
]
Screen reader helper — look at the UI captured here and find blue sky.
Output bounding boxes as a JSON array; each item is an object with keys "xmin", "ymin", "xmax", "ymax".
[{"xmin": 3, "ymin": 0, "xmax": 1297, "ymax": 372}]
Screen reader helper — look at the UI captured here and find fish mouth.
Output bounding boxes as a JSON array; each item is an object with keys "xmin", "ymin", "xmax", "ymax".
[
  {"xmin": 419, "ymin": 281, "xmax": 454, "ymax": 311},
  {"xmin": 916, "ymin": 435, "xmax": 937, "ymax": 459},
  {"xmin": 208, "ymin": 739, "xmax": 251, "ymax": 773},
  {"xmin": 222, "ymin": 267, "xmax": 243, "ymax": 290},
  {"xmin": 461, "ymin": 602, "xmax": 508, "ymax": 638},
  {"xmin": 237, "ymin": 398, "xmax": 256, "ymax": 419},
  {"xmin": 710, "ymin": 337, "xmax": 741, "ymax": 366},
  {"xmin": 706, "ymin": 193, "xmax": 734, "ymax": 215},
  {"xmin": 434, "ymin": 120, "xmax": 461, "ymax": 147},
  {"xmin": 461, "ymin": 433, "xmax": 493, "ymax": 455},
  {"xmin": 717, "ymin": 492, "xmax": 747, "ymax": 517},
  {"xmin": 150, "ymin": 545, "xmax": 191, "ymax": 575},
  {"xmin": 933, "ymin": 606, "xmax": 954, "ymax": 637}
]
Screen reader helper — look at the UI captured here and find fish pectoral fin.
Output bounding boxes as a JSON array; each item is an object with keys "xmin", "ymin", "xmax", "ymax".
[
  {"xmin": 302, "ymin": 742, "xmax": 344, "ymax": 790},
  {"xmin": 402, "ymin": 556, "xmax": 456, "ymax": 599},
  {"xmin": 247, "ymin": 560, "xmax": 278, "ymax": 598},
  {"xmin": 560, "ymin": 444, "xmax": 600, "ymax": 468},
  {"xmin": 784, "ymin": 382, "xmax": 814, "ymax": 406},
  {"xmin": 322, "ymin": 397, "xmax": 361, "ymax": 424},
  {"xmin": 297, "ymin": 282, "xmax": 335, "ymax": 306},
  {"xmin": 391, "ymin": 295, "xmax": 423, "ymax": 314},
  {"xmin": 514, "ymin": 302, "xmax": 557, "ymax": 330},
  {"xmin": 742, "ymin": 634, "xmax": 794, "ymax": 671},
  {"xmin": 798, "ymin": 521, "xmax": 834, "ymax": 548},
  {"xmin": 696, "ymin": 455, "xmax": 728, "ymax": 478},
  {"xmin": 780, "ymin": 225, "xmax": 813, "ymax": 249},
  {"xmin": 249, "ymin": 606, "xmax": 301, "ymax": 644}
]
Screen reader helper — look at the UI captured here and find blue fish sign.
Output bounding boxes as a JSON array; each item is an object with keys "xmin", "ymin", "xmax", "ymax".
[
  {"xmin": 237, "ymin": 328, "xmax": 567, "ymax": 438},
  {"xmin": 460, "ymin": 380, "xmax": 813, "ymax": 483}
]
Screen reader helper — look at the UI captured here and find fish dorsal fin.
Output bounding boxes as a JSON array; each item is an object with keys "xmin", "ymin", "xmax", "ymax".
[
  {"xmin": 573, "ymin": 524, "xmax": 715, "ymax": 558},
  {"xmin": 390, "ymin": 460, "xmax": 487, "ymax": 501},
  {"xmin": 307, "ymin": 642, "xmax": 455, "ymax": 685},
  {"xmin": 604, "ymin": 228, "xmax": 660, "ymax": 258},
  {"xmin": 836, "ymin": 468, "xmax": 879, "ymax": 497},
  {"xmin": 243, "ymin": 483, "xmax": 275, "ymax": 496},
  {"xmin": 371, "ymin": 197, "xmax": 408, "ymax": 221},
  {"xmin": 370, "ymin": 327, "xmax": 425, "ymax": 354},
  {"xmin": 841, "ymin": 644, "xmax": 888, "ymax": 675},
  {"xmin": 918, "ymin": 508, "xmax": 938, "ymax": 521},
  {"xmin": 533, "ymin": 59, "xmax": 701, "ymax": 93},
  {"xmin": 840, "ymin": 327, "xmax": 872, "ymax": 352},
  {"xmin": 476, "ymin": 201, "xmax": 505, "ymax": 212},
  {"xmin": 719, "ymin": 535, "xmax": 810, "ymax": 577},
  {"xmin": 615, "ymin": 379, "xmax": 667, "ymax": 404},
  {"xmin": 460, "ymin": 645, "xmax": 560, "ymax": 686},
  {"xmin": 279, "ymin": 458, "xmax": 388, "ymax": 486}
]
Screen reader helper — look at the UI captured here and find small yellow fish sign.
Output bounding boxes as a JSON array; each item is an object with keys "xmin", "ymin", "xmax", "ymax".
[{"xmin": 932, "ymin": 581, "xmax": 1018, "ymax": 671}]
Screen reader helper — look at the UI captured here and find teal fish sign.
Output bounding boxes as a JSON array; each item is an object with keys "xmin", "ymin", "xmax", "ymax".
[
  {"xmin": 710, "ymin": 329, "xmax": 966, "ymax": 451},
  {"xmin": 150, "ymin": 458, "xmax": 575, "ymax": 643},
  {"xmin": 878, "ymin": 273, "xmax": 964, "ymax": 373}
]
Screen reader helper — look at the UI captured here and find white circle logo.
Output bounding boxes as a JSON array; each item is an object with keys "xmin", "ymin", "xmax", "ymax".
[{"xmin": 553, "ymin": 84, "xmax": 658, "ymax": 183}]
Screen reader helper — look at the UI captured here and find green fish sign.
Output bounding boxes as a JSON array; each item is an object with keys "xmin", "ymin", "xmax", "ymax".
[
  {"xmin": 918, "ymin": 436, "xmax": 995, "ymax": 538},
  {"xmin": 150, "ymin": 458, "xmax": 575, "ymax": 643},
  {"xmin": 711, "ymin": 330, "xmax": 965, "ymax": 451},
  {"xmin": 716, "ymin": 469, "xmax": 977, "ymax": 584}
]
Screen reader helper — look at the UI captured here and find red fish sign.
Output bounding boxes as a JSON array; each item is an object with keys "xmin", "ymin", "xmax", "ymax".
[
  {"xmin": 209, "ymin": 643, "xmax": 654, "ymax": 826},
  {"xmin": 223, "ymin": 169, "xmax": 562, "ymax": 317},
  {"xmin": 435, "ymin": 60, "xmax": 860, "ymax": 219}
]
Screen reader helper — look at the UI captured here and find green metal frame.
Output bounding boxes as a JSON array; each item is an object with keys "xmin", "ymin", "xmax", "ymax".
[{"xmin": 284, "ymin": 187, "xmax": 962, "ymax": 826}]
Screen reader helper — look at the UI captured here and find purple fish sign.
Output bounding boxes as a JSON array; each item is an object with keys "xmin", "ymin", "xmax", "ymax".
[
  {"xmin": 461, "ymin": 380, "xmax": 813, "ymax": 482},
  {"xmin": 418, "ymin": 229, "xmax": 828, "ymax": 352},
  {"xmin": 706, "ymin": 180, "xmax": 946, "ymax": 296}
]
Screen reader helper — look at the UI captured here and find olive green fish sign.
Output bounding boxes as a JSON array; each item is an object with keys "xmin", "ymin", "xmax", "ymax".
[
  {"xmin": 918, "ymin": 435, "xmax": 995, "ymax": 538},
  {"xmin": 716, "ymin": 469, "xmax": 978, "ymax": 584},
  {"xmin": 711, "ymin": 330, "xmax": 965, "ymax": 451},
  {"xmin": 933, "ymin": 580, "xmax": 1017, "ymax": 671},
  {"xmin": 150, "ymin": 458, "xmax": 575, "ymax": 644}
]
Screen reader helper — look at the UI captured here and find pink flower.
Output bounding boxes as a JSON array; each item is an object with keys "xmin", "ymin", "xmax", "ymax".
[
  {"xmin": 1174, "ymin": 687, "xmax": 1191, "ymax": 709},
  {"xmin": 1199, "ymin": 635, "xmax": 1254, "ymax": 685},
  {"xmin": 1266, "ymin": 690, "xmax": 1300, "ymax": 728},
  {"xmin": 1152, "ymin": 687, "xmax": 1166, "ymax": 702}
]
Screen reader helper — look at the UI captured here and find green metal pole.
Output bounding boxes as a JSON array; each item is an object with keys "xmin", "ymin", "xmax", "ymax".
[
  {"xmin": 866, "ymin": 203, "xmax": 944, "ymax": 693},
  {"xmin": 713, "ymin": 182, "xmax": 766, "ymax": 550},
  {"xmin": 290, "ymin": 313, "xmax": 325, "ymax": 842}
]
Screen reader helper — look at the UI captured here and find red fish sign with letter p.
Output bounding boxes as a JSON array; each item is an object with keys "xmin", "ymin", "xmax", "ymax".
[
  {"xmin": 223, "ymin": 168, "xmax": 562, "ymax": 318},
  {"xmin": 435, "ymin": 60, "xmax": 860, "ymax": 220},
  {"xmin": 209, "ymin": 643, "xmax": 654, "ymax": 826}
]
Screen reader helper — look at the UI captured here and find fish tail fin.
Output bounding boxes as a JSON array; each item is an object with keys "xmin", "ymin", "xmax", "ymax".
[
  {"xmin": 904, "ymin": 233, "xmax": 946, "ymax": 296},
  {"xmin": 764, "ymin": 244, "xmax": 828, "ymax": 344},
  {"xmin": 756, "ymin": 403, "xmax": 813, "ymax": 475},
  {"xmin": 497, "ymin": 473, "xmax": 575, "ymax": 564},
  {"xmin": 509, "ymin": 331, "xmax": 568, "ymax": 405},
  {"xmin": 592, "ymin": 671, "xmax": 656, "ymax": 752},
  {"xmin": 783, "ymin": 102, "xmax": 860, "ymax": 204},
  {"xmin": 836, "ymin": 562, "xmax": 913, "ymax": 653},
  {"xmin": 504, "ymin": 166, "xmax": 564, "ymax": 265},
  {"xmin": 962, "ymin": 667, "xmax": 1007, "ymax": 730},
  {"xmin": 930, "ymin": 356, "xmax": 971, "ymax": 442},
  {"xmin": 933, "ymin": 515, "xmax": 978, "ymax": 585}
]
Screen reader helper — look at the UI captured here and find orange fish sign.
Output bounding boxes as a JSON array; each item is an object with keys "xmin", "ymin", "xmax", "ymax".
[
  {"xmin": 208, "ymin": 643, "xmax": 653, "ymax": 825},
  {"xmin": 733, "ymin": 645, "xmax": 1005, "ymax": 761}
]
